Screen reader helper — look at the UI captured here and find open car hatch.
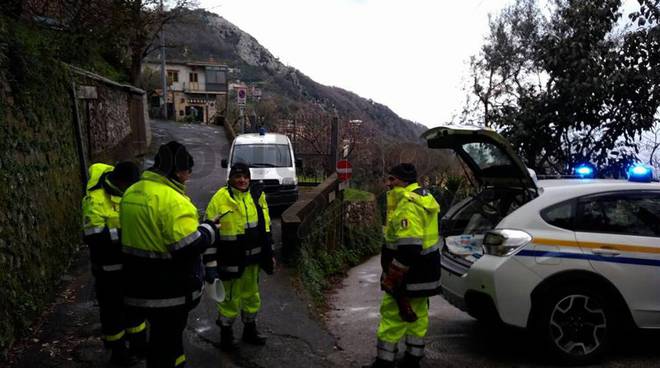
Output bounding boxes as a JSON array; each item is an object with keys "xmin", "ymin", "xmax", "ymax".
[{"xmin": 422, "ymin": 125, "xmax": 537, "ymax": 191}]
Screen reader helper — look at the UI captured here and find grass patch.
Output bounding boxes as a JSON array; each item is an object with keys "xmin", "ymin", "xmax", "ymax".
[
  {"xmin": 297, "ymin": 175, "xmax": 326, "ymax": 184},
  {"xmin": 343, "ymin": 188, "xmax": 374, "ymax": 202}
]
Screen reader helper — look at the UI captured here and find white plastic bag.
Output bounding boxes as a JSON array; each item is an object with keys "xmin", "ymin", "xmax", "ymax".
[{"xmin": 205, "ymin": 278, "xmax": 225, "ymax": 303}]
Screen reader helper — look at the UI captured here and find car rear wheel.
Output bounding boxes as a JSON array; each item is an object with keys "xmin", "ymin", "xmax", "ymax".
[{"xmin": 533, "ymin": 285, "xmax": 613, "ymax": 365}]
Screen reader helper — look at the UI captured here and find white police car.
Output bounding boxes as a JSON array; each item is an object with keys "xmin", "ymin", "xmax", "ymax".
[{"xmin": 423, "ymin": 126, "xmax": 660, "ymax": 364}]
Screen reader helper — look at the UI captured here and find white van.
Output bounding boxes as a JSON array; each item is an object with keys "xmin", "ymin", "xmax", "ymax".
[{"xmin": 222, "ymin": 131, "xmax": 300, "ymax": 208}]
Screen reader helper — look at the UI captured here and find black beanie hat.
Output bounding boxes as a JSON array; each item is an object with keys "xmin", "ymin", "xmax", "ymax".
[
  {"xmin": 229, "ymin": 162, "xmax": 251, "ymax": 179},
  {"xmin": 154, "ymin": 141, "xmax": 194, "ymax": 177},
  {"xmin": 388, "ymin": 163, "xmax": 417, "ymax": 183},
  {"xmin": 109, "ymin": 161, "xmax": 140, "ymax": 185}
]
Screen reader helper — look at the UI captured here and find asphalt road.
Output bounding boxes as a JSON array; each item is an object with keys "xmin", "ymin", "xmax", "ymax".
[{"xmin": 327, "ymin": 255, "xmax": 660, "ymax": 368}]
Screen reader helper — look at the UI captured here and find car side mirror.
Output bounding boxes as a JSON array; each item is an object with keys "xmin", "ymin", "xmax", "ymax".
[
  {"xmin": 221, "ymin": 159, "xmax": 228, "ymax": 168},
  {"xmin": 295, "ymin": 158, "xmax": 303, "ymax": 168}
]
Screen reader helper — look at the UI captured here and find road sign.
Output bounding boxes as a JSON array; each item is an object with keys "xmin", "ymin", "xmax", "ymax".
[
  {"xmin": 237, "ymin": 87, "xmax": 247, "ymax": 106},
  {"xmin": 336, "ymin": 159, "xmax": 352, "ymax": 181}
]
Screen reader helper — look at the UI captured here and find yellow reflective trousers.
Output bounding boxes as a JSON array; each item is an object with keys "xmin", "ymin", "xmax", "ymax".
[
  {"xmin": 217, "ymin": 264, "xmax": 261, "ymax": 325},
  {"xmin": 376, "ymin": 294, "xmax": 428, "ymax": 361}
]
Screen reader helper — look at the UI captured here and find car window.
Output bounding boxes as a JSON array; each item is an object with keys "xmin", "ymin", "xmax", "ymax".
[
  {"xmin": 231, "ymin": 144, "xmax": 292, "ymax": 167},
  {"xmin": 462, "ymin": 142, "xmax": 512, "ymax": 170},
  {"xmin": 541, "ymin": 200, "xmax": 575, "ymax": 230},
  {"xmin": 575, "ymin": 192, "xmax": 660, "ymax": 237}
]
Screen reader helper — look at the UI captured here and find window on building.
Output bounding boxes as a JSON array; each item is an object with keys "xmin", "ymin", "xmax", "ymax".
[
  {"xmin": 189, "ymin": 72, "xmax": 198, "ymax": 83},
  {"xmin": 206, "ymin": 67, "xmax": 227, "ymax": 92},
  {"xmin": 167, "ymin": 70, "xmax": 179, "ymax": 84},
  {"xmin": 575, "ymin": 192, "xmax": 660, "ymax": 237}
]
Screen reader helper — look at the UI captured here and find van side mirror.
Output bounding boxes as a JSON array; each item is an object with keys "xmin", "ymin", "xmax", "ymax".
[
  {"xmin": 221, "ymin": 159, "xmax": 228, "ymax": 168},
  {"xmin": 295, "ymin": 158, "xmax": 303, "ymax": 168}
]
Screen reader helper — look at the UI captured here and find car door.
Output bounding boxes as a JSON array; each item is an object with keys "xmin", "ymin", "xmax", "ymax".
[{"xmin": 574, "ymin": 190, "xmax": 660, "ymax": 328}]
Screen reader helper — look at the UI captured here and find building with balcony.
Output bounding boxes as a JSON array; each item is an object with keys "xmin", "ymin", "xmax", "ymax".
[{"xmin": 143, "ymin": 60, "xmax": 229, "ymax": 124}]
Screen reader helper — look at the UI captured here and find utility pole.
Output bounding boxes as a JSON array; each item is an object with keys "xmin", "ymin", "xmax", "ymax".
[
  {"xmin": 329, "ymin": 113, "xmax": 339, "ymax": 176},
  {"xmin": 240, "ymin": 107, "xmax": 245, "ymax": 134},
  {"xmin": 159, "ymin": 0, "xmax": 168, "ymax": 120}
]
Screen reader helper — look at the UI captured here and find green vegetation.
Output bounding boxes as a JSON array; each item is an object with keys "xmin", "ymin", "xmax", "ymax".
[
  {"xmin": 466, "ymin": 0, "xmax": 660, "ymax": 175},
  {"xmin": 296, "ymin": 194, "xmax": 382, "ymax": 305},
  {"xmin": 297, "ymin": 174, "xmax": 326, "ymax": 185},
  {"xmin": 343, "ymin": 188, "xmax": 374, "ymax": 202},
  {"xmin": 0, "ymin": 17, "xmax": 83, "ymax": 357}
]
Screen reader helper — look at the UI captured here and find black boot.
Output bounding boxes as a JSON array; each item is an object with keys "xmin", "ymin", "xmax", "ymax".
[
  {"xmin": 220, "ymin": 326, "xmax": 238, "ymax": 352},
  {"xmin": 362, "ymin": 358, "xmax": 395, "ymax": 368},
  {"xmin": 397, "ymin": 352, "xmax": 422, "ymax": 368},
  {"xmin": 242, "ymin": 322, "xmax": 266, "ymax": 345},
  {"xmin": 109, "ymin": 341, "xmax": 138, "ymax": 366}
]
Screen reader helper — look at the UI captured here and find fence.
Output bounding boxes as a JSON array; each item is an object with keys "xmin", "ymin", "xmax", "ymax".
[
  {"xmin": 281, "ymin": 175, "xmax": 382, "ymax": 302},
  {"xmin": 281, "ymin": 174, "xmax": 341, "ymax": 260}
]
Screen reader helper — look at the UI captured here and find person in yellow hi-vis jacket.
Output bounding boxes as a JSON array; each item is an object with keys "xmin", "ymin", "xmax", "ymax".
[
  {"xmin": 120, "ymin": 141, "xmax": 219, "ymax": 368},
  {"xmin": 366, "ymin": 163, "xmax": 442, "ymax": 368},
  {"xmin": 203, "ymin": 162, "xmax": 274, "ymax": 352},
  {"xmin": 82, "ymin": 161, "xmax": 145, "ymax": 366}
]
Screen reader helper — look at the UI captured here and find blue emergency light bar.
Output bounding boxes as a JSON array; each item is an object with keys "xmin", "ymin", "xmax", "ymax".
[
  {"xmin": 574, "ymin": 164, "xmax": 595, "ymax": 178},
  {"xmin": 627, "ymin": 164, "xmax": 654, "ymax": 182}
]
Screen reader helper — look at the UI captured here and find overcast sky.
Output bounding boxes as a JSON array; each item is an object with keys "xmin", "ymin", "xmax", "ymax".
[{"xmin": 198, "ymin": 0, "xmax": 644, "ymax": 129}]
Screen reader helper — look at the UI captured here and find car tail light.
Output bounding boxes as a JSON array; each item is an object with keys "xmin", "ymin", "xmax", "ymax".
[{"xmin": 483, "ymin": 229, "xmax": 532, "ymax": 257}]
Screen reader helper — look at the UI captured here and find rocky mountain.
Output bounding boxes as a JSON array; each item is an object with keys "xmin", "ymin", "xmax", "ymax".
[{"xmin": 161, "ymin": 9, "xmax": 426, "ymax": 141}]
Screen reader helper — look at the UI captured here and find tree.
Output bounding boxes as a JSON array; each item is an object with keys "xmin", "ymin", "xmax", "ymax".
[
  {"xmin": 641, "ymin": 121, "xmax": 660, "ymax": 167},
  {"xmin": 19, "ymin": 0, "xmax": 196, "ymax": 83},
  {"xmin": 118, "ymin": 0, "xmax": 197, "ymax": 83},
  {"xmin": 466, "ymin": 0, "xmax": 660, "ymax": 176}
]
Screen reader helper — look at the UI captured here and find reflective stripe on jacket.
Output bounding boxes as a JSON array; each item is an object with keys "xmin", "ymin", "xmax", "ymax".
[
  {"xmin": 120, "ymin": 170, "xmax": 207, "ymax": 308},
  {"xmin": 204, "ymin": 185, "xmax": 271, "ymax": 280},
  {"xmin": 382, "ymin": 183, "xmax": 442, "ymax": 298},
  {"xmin": 82, "ymin": 164, "xmax": 123, "ymax": 271}
]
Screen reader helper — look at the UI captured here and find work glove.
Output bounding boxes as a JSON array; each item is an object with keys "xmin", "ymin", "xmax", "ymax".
[
  {"xmin": 204, "ymin": 266, "xmax": 219, "ymax": 283},
  {"xmin": 381, "ymin": 260, "xmax": 409, "ymax": 295},
  {"xmin": 396, "ymin": 295, "xmax": 418, "ymax": 322}
]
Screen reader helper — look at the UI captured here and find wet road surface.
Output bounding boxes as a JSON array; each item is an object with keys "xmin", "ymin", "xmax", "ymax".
[{"xmin": 327, "ymin": 255, "xmax": 660, "ymax": 367}]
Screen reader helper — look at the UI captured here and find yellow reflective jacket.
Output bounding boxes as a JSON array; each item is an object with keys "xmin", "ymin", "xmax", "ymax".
[
  {"xmin": 86, "ymin": 163, "xmax": 113, "ymax": 194},
  {"xmin": 120, "ymin": 170, "xmax": 215, "ymax": 309},
  {"xmin": 204, "ymin": 185, "xmax": 271, "ymax": 280},
  {"xmin": 382, "ymin": 183, "xmax": 442, "ymax": 297},
  {"xmin": 82, "ymin": 164, "xmax": 123, "ymax": 272}
]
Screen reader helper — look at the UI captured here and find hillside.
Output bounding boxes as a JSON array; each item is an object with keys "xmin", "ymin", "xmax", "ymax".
[{"xmin": 160, "ymin": 9, "xmax": 426, "ymax": 141}]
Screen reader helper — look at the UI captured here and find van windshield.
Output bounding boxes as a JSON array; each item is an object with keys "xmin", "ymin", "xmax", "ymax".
[{"xmin": 231, "ymin": 144, "xmax": 292, "ymax": 167}]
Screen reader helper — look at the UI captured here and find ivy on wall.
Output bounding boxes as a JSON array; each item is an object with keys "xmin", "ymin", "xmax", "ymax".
[{"xmin": 0, "ymin": 18, "xmax": 83, "ymax": 357}]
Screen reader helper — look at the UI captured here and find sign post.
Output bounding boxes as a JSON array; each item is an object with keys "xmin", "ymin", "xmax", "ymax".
[
  {"xmin": 237, "ymin": 86, "xmax": 247, "ymax": 133},
  {"xmin": 336, "ymin": 159, "xmax": 352, "ymax": 182}
]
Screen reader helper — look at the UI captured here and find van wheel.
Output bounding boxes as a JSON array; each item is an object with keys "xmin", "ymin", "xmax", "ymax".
[{"xmin": 533, "ymin": 285, "xmax": 612, "ymax": 365}]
